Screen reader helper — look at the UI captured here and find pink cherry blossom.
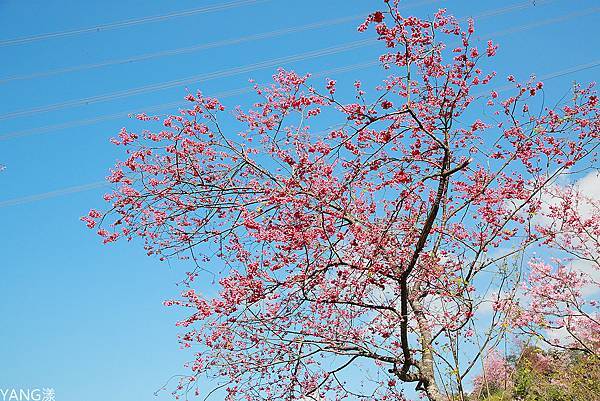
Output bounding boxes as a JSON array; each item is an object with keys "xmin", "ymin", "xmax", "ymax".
[{"xmin": 85, "ymin": 2, "xmax": 599, "ymax": 400}]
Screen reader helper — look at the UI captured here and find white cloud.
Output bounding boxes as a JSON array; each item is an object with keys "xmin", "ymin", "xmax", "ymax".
[
  {"xmin": 578, "ymin": 170, "xmax": 600, "ymax": 198},
  {"xmin": 532, "ymin": 170, "xmax": 599, "ymax": 294}
]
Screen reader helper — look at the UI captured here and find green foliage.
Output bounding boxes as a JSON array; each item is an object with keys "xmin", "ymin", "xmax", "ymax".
[
  {"xmin": 480, "ymin": 392, "xmax": 512, "ymax": 401},
  {"xmin": 512, "ymin": 365, "xmax": 534, "ymax": 400},
  {"xmin": 471, "ymin": 347, "xmax": 600, "ymax": 401}
]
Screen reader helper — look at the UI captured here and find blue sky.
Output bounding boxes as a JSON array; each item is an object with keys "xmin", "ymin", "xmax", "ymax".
[{"xmin": 0, "ymin": 0, "xmax": 598, "ymax": 400}]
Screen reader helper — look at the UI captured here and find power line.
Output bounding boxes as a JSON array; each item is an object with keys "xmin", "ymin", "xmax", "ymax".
[
  {"xmin": 0, "ymin": 1, "xmax": 557, "ymax": 122},
  {"xmin": 462, "ymin": 0, "xmax": 555, "ymax": 20},
  {"xmin": 0, "ymin": 0, "xmax": 269, "ymax": 47},
  {"xmin": 0, "ymin": 6, "xmax": 584, "ymax": 141},
  {"xmin": 479, "ymin": 6, "xmax": 600, "ymax": 38},
  {"xmin": 0, "ymin": 0, "xmax": 543, "ymax": 84},
  {"xmin": 0, "ymin": 59, "xmax": 597, "ymax": 208},
  {"xmin": 0, "ymin": 61, "xmax": 380, "ymax": 141},
  {"xmin": 0, "ymin": 181, "xmax": 109, "ymax": 208},
  {"xmin": 0, "ymin": 39, "xmax": 373, "ymax": 122},
  {"xmin": 0, "ymin": 15, "xmax": 364, "ymax": 84},
  {"xmin": 496, "ymin": 59, "xmax": 600, "ymax": 92}
]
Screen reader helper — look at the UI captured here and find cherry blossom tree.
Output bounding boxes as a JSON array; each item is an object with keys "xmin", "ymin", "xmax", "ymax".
[
  {"xmin": 85, "ymin": 1, "xmax": 599, "ymax": 400},
  {"xmin": 514, "ymin": 180, "xmax": 600, "ymax": 355}
]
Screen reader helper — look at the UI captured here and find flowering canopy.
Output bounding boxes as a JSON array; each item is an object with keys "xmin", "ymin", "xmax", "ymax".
[{"xmin": 85, "ymin": 1, "xmax": 599, "ymax": 400}]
